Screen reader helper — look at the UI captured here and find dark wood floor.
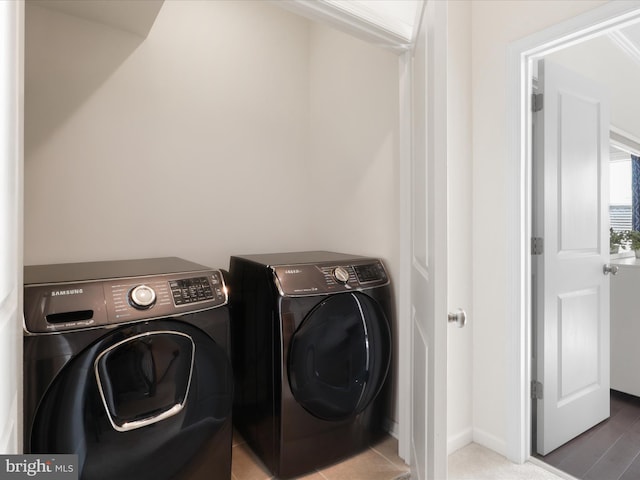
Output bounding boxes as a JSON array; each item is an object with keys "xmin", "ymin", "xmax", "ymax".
[{"xmin": 538, "ymin": 390, "xmax": 640, "ymax": 480}]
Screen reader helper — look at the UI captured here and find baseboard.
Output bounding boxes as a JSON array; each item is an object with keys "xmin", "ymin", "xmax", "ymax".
[
  {"xmin": 384, "ymin": 422, "xmax": 504, "ymax": 458},
  {"xmin": 448, "ymin": 427, "xmax": 473, "ymax": 455},
  {"xmin": 472, "ymin": 427, "xmax": 507, "ymax": 457}
]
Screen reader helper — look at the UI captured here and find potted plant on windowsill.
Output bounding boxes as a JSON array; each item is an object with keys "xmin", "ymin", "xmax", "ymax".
[
  {"xmin": 624, "ymin": 229, "xmax": 640, "ymax": 258},
  {"xmin": 611, "ymin": 228, "xmax": 625, "ymax": 254}
]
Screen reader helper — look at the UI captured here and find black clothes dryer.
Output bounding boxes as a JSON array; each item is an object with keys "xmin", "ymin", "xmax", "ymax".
[
  {"xmin": 229, "ymin": 251, "xmax": 393, "ymax": 479},
  {"xmin": 23, "ymin": 257, "xmax": 233, "ymax": 480}
]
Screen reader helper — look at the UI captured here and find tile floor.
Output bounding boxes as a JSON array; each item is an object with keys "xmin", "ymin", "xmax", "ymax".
[
  {"xmin": 232, "ymin": 432, "xmax": 576, "ymax": 480},
  {"xmin": 231, "ymin": 432, "xmax": 410, "ymax": 480}
]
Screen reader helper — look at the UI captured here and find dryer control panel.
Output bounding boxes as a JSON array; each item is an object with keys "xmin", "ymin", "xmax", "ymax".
[
  {"xmin": 24, "ymin": 270, "xmax": 228, "ymax": 334},
  {"xmin": 272, "ymin": 259, "xmax": 389, "ymax": 297}
]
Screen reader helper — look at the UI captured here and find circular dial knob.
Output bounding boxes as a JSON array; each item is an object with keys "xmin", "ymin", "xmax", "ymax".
[
  {"xmin": 333, "ymin": 266, "xmax": 350, "ymax": 284},
  {"xmin": 129, "ymin": 285, "xmax": 156, "ymax": 309}
]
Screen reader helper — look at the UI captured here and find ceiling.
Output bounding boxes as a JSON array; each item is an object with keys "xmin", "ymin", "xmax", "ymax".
[
  {"xmin": 31, "ymin": 0, "xmax": 640, "ymax": 70},
  {"xmin": 27, "ymin": 0, "xmax": 422, "ymax": 46},
  {"xmin": 26, "ymin": 0, "xmax": 164, "ymax": 37},
  {"xmin": 320, "ymin": 0, "xmax": 420, "ymax": 41}
]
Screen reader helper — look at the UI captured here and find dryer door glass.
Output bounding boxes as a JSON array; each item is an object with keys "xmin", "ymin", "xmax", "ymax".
[{"xmin": 288, "ymin": 292, "xmax": 391, "ymax": 420}]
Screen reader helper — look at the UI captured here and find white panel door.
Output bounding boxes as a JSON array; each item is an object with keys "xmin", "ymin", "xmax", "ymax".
[
  {"xmin": 410, "ymin": 1, "xmax": 448, "ymax": 478},
  {"xmin": 534, "ymin": 59, "xmax": 610, "ymax": 456}
]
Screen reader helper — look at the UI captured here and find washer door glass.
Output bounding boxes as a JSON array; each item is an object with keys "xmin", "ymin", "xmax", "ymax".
[
  {"xmin": 288, "ymin": 292, "xmax": 391, "ymax": 421},
  {"xmin": 95, "ymin": 332, "xmax": 194, "ymax": 432}
]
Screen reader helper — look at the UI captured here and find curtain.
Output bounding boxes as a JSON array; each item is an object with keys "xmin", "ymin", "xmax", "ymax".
[{"xmin": 633, "ymin": 155, "xmax": 640, "ymax": 230}]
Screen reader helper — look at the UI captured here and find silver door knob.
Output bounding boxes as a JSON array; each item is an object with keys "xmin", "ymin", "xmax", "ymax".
[
  {"xmin": 603, "ymin": 264, "xmax": 619, "ymax": 276},
  {"xmin": 448, "ymin": 308, "xmax": 467, "ymax": 328}
]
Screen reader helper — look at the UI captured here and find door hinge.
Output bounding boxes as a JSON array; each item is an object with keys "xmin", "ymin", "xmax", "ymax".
[
  {"xmin": 531, "ymin": 380, "xmax": 544, "ymax": 399},
  {"xmin": 532, "ymin": 93, "xmax": 543, "ymax": 112},
  {"xmin": 531, "ymin": 237, "xmax": 544, "ymax": 255}
]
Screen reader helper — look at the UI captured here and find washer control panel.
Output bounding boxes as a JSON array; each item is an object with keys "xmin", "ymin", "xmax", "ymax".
[
  {"xmin": 272, "ymin": 259, "xmax": 388, "ymax": 297},
  {"xmin": 170, "ymin": 277, "xmax": 215, "ymax": 305},
  {"xmin": 24, "ymin": 270, "xmax": 227, "ymax": 334}
]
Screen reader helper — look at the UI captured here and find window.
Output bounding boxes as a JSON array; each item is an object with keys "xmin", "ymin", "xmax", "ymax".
[{"xmin": 610, "ymin": 151, "xmax": 632, "ymax": 233}]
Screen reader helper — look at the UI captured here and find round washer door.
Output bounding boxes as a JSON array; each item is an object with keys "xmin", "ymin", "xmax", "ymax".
[
  {"xmin": 288, "ymin": 292, "xmax": 391, "ymax": 421},
  {"xmin": 30, "ymin": 320, "xmax": 233, "ymax": 480}
]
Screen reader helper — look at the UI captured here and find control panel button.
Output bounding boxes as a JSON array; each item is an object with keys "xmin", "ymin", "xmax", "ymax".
[
  {"xmin": 354, "ymin": 262, "xmax": 387, "ymax": 283},
  {"xmin": 129, "ymin": 285, "xmax": 157, "ymax": 309},
  {"xmin": 169, "ymin": 277, "xmax": 215, "ymax": 306},
  {"xmin": 333, "ymin": 266, "xmax": 350, "ymax": 284}
]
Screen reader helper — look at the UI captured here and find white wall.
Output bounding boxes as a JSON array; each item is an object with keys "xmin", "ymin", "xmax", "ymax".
[
  {"xmin": 547, "ymin": 35, "xmax": 640, "ymax": 140},
  {"xmin": 306, "ymin": 22, "xmax": 401, "ymax": 426},
  {"xmin": 25, "ymin": 0, "xmax": 311, "ymax": 268},
  {"xmin": 24, "ymin": 0, "xmax": 401, "ymax": 425},
  {"xmin": 447, "ymin": 0, "xmax": 473, "ymax": 455},
  {"xmin": 308, "ymin": 24, "xmax": 399, "ymax": 263},
  {"xmin": 24, "ymin": 0, "xmax": 400, "ymax": 272},
  {"xmin": 470, "ymin": 0, "xmax": 608, "ymax": 455}
]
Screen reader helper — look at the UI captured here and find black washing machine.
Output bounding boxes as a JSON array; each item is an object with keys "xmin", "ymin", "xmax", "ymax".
[
  {"xmin": 229, "ymin": 251, "xmax": 393, "ymax": 479},
  {"xmin": 23, "ymin": 257, "xmax": 233, "ymax": 480}
]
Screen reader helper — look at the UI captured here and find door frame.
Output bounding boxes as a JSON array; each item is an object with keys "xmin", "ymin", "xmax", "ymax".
[
  {"xmin": 506, "ymin": 1, "xmax": 640, "ymax": 464},
  {"xmin": 0, "ymin": 0, "xmax": 24, "ymax": 453}
]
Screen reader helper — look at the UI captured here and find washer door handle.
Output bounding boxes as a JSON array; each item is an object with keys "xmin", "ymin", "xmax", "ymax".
[{"xmin": 115, "ymin": 403, "xmax": 185, "ymax": 432}]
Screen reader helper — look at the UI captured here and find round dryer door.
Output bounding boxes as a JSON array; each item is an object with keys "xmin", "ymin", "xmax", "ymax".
[
  {"xmin": 29, "ymin": 320, "xmax": 233, "ymax": 480},
  {"xmin": 288, "ymin": 292, "xmax": 391, "ymax": 421}
]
